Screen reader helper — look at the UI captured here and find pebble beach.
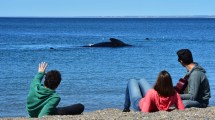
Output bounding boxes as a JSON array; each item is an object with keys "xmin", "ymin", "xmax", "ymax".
[{"xmin": 1, "ymin": 107, "xmax": 215, "ymax": 120}]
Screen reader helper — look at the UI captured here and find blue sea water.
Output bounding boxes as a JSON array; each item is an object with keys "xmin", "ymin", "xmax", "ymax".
[{"xmin": 0, "ymin": 18, "xmax": 215, "ymax": 117}]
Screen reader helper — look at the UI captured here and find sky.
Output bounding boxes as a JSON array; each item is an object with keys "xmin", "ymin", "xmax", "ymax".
[{"xmin": 0, "ymin": 0, "xmax": 215, "ymax": 17}]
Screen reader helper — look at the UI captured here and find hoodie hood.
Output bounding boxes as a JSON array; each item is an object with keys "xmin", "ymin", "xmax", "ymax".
[
  {"xmin": 156, "ymin": 93, "xmax": 176, "ymax": 110},
  {"xmin": 36, "ymin": 85, "xmax": 56, "ymax": 99},
  {"xmin": 188, "ymin": 62, "xmax": 206, "ymax": 75}
]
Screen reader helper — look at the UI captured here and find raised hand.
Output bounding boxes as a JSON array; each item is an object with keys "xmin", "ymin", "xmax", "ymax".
[{"xmin": 38, "ymin": 62, "xmax": 48, "ymax": 73}]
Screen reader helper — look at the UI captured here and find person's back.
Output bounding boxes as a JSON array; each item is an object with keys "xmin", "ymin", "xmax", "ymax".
[
  {"xmin": 191, "ymin": 64, "xmax": 210, "ymax": 104},
  {"xmin": 139, "ymin": 89, "xmax": 184, "ymax": 112}
]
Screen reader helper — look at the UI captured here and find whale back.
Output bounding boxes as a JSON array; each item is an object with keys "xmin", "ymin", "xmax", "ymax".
[
  {"xmin": 83, "ymin": 38, "xmax": 132, "ymax": 47},
  {"xmin": 109, "ymin": 38, "xmax": 132, "ymax": 47},
  {"xmin": 109, "ymin": 38, "xmax": 125, "ymax": 45}
]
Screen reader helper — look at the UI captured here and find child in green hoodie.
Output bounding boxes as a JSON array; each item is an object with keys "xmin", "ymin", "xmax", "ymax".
[{"xmin": 26, "ymin": 62, "xmax": 84, "ymax": 118}]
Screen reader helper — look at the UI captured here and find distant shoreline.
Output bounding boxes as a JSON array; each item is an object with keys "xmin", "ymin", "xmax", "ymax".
[{"xmin": 0, "ymin": 15, "xmax": 215, "ymax": 19}]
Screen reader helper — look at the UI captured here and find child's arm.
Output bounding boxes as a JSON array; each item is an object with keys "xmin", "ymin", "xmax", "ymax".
[{"xmin": 31, "ymin": 62, "xmax": 48, "ymax": 86}]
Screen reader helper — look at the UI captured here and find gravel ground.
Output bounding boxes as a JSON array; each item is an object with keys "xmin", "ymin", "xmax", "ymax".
[{"xmin": 1, "ymin": 107, "xmax": 215, "ymax": 120}]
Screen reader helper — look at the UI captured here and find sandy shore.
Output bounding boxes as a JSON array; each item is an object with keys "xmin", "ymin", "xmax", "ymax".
[{"xmin": 1, "ymin": 107, "xmax": 215, "ymax": 120}]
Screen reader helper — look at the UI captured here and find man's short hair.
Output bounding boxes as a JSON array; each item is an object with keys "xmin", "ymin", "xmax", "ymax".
[
  {"xmin": 44, "ymin": 70, "xmax": 61, "ymax": 90},
  {"xmin": 177, "ymin": 49, "xmax": 193, "ymax": 65}
]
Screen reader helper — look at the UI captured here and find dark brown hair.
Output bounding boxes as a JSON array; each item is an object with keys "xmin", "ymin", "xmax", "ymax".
[
  {"xmin": 177, "ymin": 49, "xmax": 193, "ymax": 65},
  {"xmin": 154, "ymin": 70, "xmax": 175, "ymax": 97},
  {"xmin": 44, "ymin": 70, "xmax": 61, "ymax": 90}
]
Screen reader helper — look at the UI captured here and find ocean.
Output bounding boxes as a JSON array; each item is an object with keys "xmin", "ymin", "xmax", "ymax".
[{"xmin": 0, "ymin": 18, "xmax": 214, "ymax": 117}]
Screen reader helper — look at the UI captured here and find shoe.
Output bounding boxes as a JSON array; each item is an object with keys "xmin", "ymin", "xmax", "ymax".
[{"xmin": 122, "ymin": 108, "xmax": 130, "ymax": 112}]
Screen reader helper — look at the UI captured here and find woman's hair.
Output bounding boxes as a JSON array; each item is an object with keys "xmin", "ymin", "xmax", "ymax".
[
  {"xmin": 154, "ymin": 70, "xmax": 175, "ymax": 97},
  {"xmin": 44, "ymin": 70, "xmax": 61, "ymax": 90}
]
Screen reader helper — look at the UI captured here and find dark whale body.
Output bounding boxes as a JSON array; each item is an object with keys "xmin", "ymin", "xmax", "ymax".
[{"xmin": 83, "ymin": 38, "xmax": 132, "ymax": 47}]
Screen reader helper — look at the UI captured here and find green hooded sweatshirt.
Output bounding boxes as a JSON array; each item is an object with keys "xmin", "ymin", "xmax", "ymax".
[{"xmin": 26, "ymin": 72, "xmax": 60, "ymax": 118}]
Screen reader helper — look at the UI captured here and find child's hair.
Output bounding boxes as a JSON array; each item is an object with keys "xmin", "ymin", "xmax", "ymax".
[
  {"xmin": 154, "ymin": 70, "xmax": 175, "ymax": 97},
  {"xmin": 44, "ymin": 70, "xmax": 61, "ymax": 90},
  {"xmin": 177, "ymin": 49, "xmax": 193, "ymax": 65}
]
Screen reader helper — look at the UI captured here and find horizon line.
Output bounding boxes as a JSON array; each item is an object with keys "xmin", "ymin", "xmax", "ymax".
[{"xmin": 1, "ymin": 15, "xmax": 215, "ymax": 18}]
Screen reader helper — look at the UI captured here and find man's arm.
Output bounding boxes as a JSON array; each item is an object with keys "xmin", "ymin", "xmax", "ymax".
[{"xmin": 180, "ymin": 71, "xmax": 201, "ymax": 100}]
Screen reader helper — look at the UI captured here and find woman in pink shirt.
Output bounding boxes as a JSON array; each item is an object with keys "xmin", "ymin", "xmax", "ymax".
[{"xmin": 123, "ymin": 70, "xmax": 184, "ymax": 112}]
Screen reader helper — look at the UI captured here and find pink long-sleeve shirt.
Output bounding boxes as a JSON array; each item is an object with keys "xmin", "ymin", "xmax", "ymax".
[{"xmin": 139, "ymin": 89, "xmax": 185, "ymax": 112}]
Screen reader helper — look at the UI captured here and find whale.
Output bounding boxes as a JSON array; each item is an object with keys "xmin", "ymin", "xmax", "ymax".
[{"xmin": 83, "ymin": 38, "xmax": 132, "ymax": 47}]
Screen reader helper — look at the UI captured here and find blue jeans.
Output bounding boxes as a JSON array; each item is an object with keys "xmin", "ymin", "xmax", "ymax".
[
  {"xmin": 183, "ymin": 100, "xmax": 207, "ymax": 108},
  {"xmin": 124, "ymin": 78, "xmax": 152, "ymax": 111}
]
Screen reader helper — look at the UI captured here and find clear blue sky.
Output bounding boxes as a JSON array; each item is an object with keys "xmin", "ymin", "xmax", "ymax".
[{"xmin": 0, "ymin": 0, "xmax": 214, "ymax": 17}]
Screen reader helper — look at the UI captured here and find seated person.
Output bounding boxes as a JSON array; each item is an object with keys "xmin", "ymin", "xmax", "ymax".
[
  {"xmin": 176, "ymin": 49, "xmax": 211, "ymax": 108},
  {"xmin": 26, "ymin": 62, "xmax": 84, "ymax": 118},
  {"xmin": 123, "ymin": 70, "xmax": 184, "ymax": 112}
]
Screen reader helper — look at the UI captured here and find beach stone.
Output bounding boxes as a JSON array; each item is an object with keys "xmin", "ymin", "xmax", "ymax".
[{"xmin": 1, "ymin": 107, "xmax": 215, "ymax": 120}]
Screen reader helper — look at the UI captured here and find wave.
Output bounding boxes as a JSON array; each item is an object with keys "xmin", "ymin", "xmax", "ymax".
[{"xmin": 0, "ymin": 44, "xmax": 82, "ymax": 51}]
